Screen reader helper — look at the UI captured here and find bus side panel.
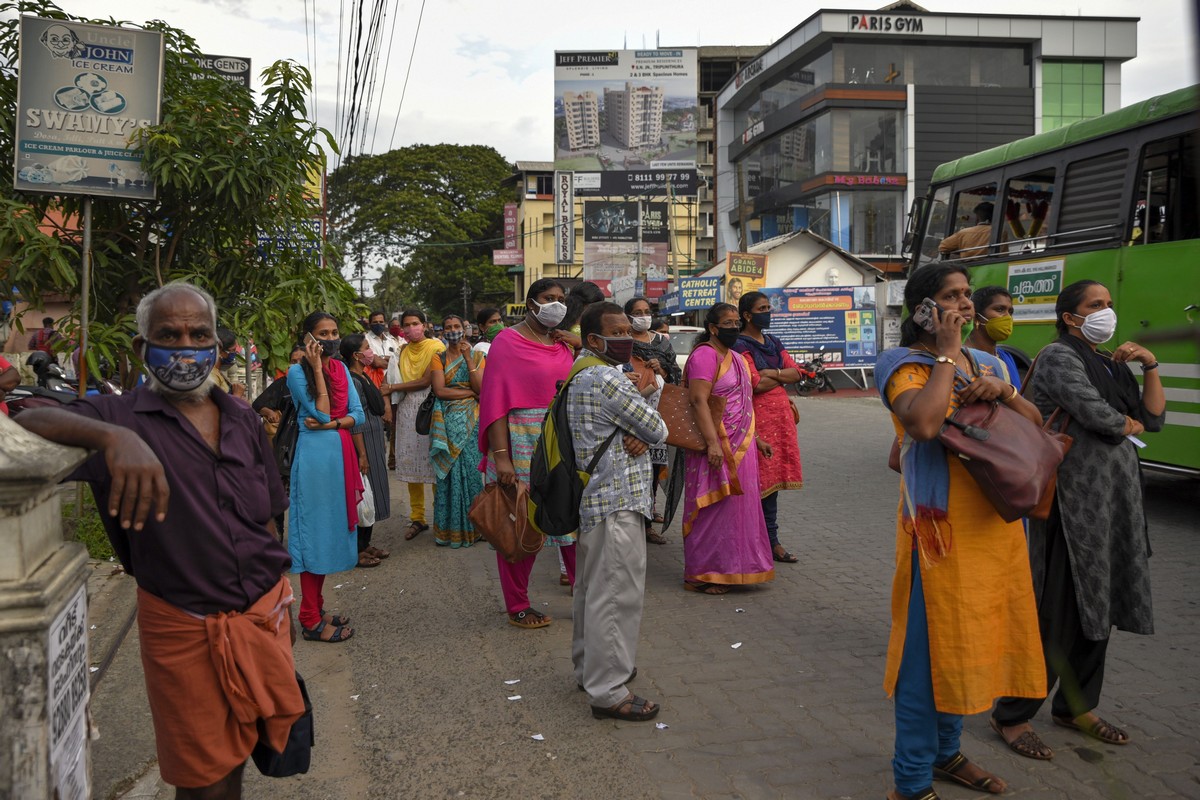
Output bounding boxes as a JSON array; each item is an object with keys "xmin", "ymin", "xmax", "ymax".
[{"xmin": 1116, "ymin": 239, "xmax": 1200, "ymax": 472}]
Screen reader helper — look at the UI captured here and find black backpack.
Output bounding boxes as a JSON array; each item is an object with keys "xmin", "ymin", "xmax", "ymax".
[{"xmin": 527, "ymin": 356, "xmax": 618, "ymax": 537}]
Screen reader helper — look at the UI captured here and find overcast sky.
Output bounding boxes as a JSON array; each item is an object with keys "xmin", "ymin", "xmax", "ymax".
[{"xmin": 49, "ymin": 0, "xmax": 1199, "ymax": 166}]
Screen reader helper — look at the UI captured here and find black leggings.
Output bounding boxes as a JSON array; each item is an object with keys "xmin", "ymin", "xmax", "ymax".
[{"xmin": 357, "ymin": 525, "xmax": 374, "ymax": 553}]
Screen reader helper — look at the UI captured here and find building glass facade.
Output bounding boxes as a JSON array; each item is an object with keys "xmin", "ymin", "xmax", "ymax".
[{"xmin": 1042, "ymin": 61, "xmax": 1105, "ymax": 131}]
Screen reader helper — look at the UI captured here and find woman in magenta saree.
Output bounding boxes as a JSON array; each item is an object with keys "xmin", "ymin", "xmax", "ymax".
[{"xmin": 681, "ymin": 303, "xmax": 776, "ymax": 595}]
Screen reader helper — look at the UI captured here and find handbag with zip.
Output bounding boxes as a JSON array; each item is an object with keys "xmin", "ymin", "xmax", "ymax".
[{"xmin": 938, "ymin": 399, "xmax": 1070, "ymax": 522}]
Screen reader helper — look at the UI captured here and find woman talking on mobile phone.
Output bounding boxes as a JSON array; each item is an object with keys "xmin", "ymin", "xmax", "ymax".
[{"xmin": 873, "ymin": 264, "xmax": 1045, "ymax": 799}]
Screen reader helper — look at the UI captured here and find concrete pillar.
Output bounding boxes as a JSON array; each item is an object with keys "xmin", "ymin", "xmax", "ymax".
[{"xmin": 0, "ymin": 413, "xmax": 92, "ymax": 799}]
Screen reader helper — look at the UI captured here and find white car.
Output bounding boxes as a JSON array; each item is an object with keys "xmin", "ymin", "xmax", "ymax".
[{"xmin": 666, "ymin": 325, "xmax": 703, "ymax": 373}]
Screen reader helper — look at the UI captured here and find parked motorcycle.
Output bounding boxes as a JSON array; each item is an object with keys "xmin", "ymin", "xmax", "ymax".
[
  {"xmin": 796, "ymin": 347, "xmax": 836, "ymax": 394},
  {"xmin": 6, "ymin": 352, "xmax": 75, "ymax": 417}
]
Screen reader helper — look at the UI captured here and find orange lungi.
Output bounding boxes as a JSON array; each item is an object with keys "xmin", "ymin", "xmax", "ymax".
[{"xmin": 137, "ymin": 577, "xmax": 304, "ymax": 788}]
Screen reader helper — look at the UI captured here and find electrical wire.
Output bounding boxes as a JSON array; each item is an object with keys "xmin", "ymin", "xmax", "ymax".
[
  {"xmin": 368, "ymin": 0, "xmax": 402, "ymax": 152},
  {"xmin": 387, "ymin": 0, "xmax": 427, "ymax": 152}
]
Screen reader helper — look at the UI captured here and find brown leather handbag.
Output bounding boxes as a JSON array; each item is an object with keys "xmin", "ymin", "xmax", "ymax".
[
  {"xmin": 938, "ymin": 401, "xmax": 1071, "ymax": 522},
  {"xmin": 627, "ymin": 356, "xmax": 660, "ymax": 395},
  {"xmin": 468, "ymin": 481, "xmax": 543, "ymax": 563},
  {"xmin": 657, "ymin": 383, "xmax": 727, "ymax": 452}
]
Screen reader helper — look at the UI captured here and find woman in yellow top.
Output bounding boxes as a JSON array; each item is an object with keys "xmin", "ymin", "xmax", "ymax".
[
  {"xmin": 388, "ymin": 309, "xmax": 445, "ymax": 540},
  {"xmin": 874, "ymin": 263, "xmax": 1045, "ymax": 800}
]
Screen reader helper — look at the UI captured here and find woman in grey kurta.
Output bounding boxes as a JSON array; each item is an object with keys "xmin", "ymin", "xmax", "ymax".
[{"xmin": 992, "ymin": 280, "xmax": 1165, "ymax": 759}]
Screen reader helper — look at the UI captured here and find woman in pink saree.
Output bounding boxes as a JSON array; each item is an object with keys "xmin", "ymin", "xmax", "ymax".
[{"xmin": 681, "ymin": 303, "xmax": 776, "ymax": 594}]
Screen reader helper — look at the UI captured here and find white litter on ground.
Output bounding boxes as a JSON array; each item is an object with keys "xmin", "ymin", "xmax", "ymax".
[
  {"xmin": 531, "ymin": 734, "xmax": 545, "ymax": 741},
  {"xmin": 508, "ymin": 695, "xmax": 521, "ymax": 701},
  {"xmin": 731, "ymin": 642, "xmax": 743, "ymax": 649},
  {"xmin": 655, "ymin": 722, "xmax": 669, "ymax": 730},
  {"xmin": 504, "ymin": 679, "xmax": 520, "ymax": 685},
  {"xmin": 350, "ymin": 694, "xmax": 360, "ymax": 700}
]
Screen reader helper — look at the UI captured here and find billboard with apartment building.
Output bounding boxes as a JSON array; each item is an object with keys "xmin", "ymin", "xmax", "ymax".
[{"xmin": 554, "ymin": 49, "xmax": 698, "ymax": 197}]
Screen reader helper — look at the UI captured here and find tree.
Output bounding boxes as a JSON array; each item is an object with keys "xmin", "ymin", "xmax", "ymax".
[
  {"xmin": 0, "ymin": 0, "xmax": 360, "ymax": 376},
  {"xmin": 328, "ymin": 144, "xmax": 513, "ymax": 319}
]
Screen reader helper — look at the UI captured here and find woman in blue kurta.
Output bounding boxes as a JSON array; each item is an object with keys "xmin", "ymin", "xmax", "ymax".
[{"xmin": 288, "ymin": 311, "xmax": 365, "ymax": 643}]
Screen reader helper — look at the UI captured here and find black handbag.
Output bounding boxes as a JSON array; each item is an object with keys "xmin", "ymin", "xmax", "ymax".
[
  {"xmin": 414, "ymin": 390, "xmax": 436, "ymax": 435},
  {"xmin": 272, "ymin": 404, "xmax": 299, "ymax": 477},
  {"xmin": 250, "ymin": 671, "xmax": 313, "ymax": 777}
]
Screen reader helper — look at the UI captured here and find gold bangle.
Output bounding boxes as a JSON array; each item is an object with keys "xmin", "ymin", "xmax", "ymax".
[
  {"xmin": 492, "ymin": 448, "xmax": 508, "ymax": 454},
  {"xmin": 1004, "ymin": 385, "xmax": 1019, "ymax": 403}
]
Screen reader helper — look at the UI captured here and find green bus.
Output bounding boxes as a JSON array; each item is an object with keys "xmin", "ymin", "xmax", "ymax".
[{"xmin": 903, "ymin": 84, "xmax": 1199, "ymax": 475}]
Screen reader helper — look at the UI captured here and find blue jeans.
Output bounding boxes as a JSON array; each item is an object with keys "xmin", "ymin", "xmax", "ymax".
[
  {"xmin": 893, "ymin": 550, "xmax": 962, "ymax": 795},
  {"xmin": 761, "ymin": 492, "xmax": 779, "ymax": 547}
]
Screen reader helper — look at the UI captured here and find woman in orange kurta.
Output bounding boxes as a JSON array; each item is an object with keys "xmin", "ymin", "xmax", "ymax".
[{"xmin": 876, "ymin": 264, "xmax": 1044, "ymax": 800}]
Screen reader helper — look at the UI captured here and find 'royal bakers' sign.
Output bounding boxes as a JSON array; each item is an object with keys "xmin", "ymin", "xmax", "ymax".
[{"xmin": 849, "ymin": 14, "xmax": 925, "ymax": 32}]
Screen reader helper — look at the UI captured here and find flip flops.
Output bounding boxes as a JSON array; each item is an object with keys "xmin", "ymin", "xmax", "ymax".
[{"xmin": 301, "ymin": 620, "xmax": 353, "ymax": 643}]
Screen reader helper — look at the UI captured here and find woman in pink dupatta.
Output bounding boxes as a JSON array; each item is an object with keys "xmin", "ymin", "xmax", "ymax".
[
  {"xmin": 681, "ymin": 303, "xmax": 775, "ymax": 594},
  {"xmin": 478, "ymin": 279, "xmax": 576, "ymax": 628}
]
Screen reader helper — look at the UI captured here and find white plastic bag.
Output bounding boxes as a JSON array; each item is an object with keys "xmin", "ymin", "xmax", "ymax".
[{"xmin": 357, "ymin": 473, "xmax": 376, "ymax": 527}]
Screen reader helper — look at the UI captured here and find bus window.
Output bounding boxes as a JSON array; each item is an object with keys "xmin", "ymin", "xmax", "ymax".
[
  {"xmin": 1055, "ymin": 149, "xmax": 1127, "ymax": 247},
  {"xmin": 1132, "ymin": 132, "xmax": 1199, "ymax": 245},
  {"xmin": 1000, "ymin": 169, "xmax": 1054, "ymax": 253},
  {"xmin": 938, "ymin": 183, "xmax": 997, "ymax": 261},
  {"xmin": 918, "ymin": 185, "xmax": 951, "ymax": 264}
]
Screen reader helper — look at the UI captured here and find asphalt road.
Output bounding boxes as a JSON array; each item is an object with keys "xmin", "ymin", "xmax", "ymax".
[{"xmin": 88, "ymin": 396, "xmax": 1200, "ymax": 799}]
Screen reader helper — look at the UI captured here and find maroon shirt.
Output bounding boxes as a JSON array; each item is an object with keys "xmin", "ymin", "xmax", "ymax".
[{"xmin": 67, "ymin": 386, "xmax": 291, "ymax": 615}]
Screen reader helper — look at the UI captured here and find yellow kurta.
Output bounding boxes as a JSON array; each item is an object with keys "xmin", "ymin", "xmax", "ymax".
[{"xmin": 884, "ymin": 362, "xmax": 1045, "ymax": 715}]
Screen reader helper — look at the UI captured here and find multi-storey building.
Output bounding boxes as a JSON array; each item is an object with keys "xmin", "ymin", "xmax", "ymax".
[
  {"xmin": 603, "ymin": 82, "xmax": 664, "ymax": 149},
  {"xmin": 562, "ymin": 91, "xmax": 600, "ymax": 151},
  {"xmin": 714, "ymin": 2, "xmax": 1137, "ymax": 272}
]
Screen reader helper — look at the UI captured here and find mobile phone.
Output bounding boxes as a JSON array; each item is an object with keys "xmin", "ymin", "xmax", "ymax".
[
  {"xmin": 305, "ymin": 332, "xmax": 319, "ymax": 347},
  {"xmin": 912, "ymin": 297, "xmax": 940, "ymax": 334}
]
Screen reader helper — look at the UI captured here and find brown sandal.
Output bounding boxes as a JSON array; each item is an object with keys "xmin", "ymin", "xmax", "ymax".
[
  {"xmin": 508, "ymin": 608, "xmax": 552, "ymax": 629},
  {"xmin": 1052, "ymin": 713, "xmax": 1130, "ymax": 745},
  {"xmin": 933, "ymin": 752, "xmax": 1006, "ymax": 794},
  {"xmin": 646, "ymin": 529, "xmax": 668, "ymax": 545},
  {"xmin": 886, "ymin": 790, "xmax": 939, "ymax": 800},
  {"xmin": 404, "ymin": 521, "xmax": 428, "ymax": 540},
  {"xmin": 365, "ymin": 545, "xmax": 390, "ymax": 559},
  {"xmin": 357, "ymin": 552, "xmax": 381, "ymax": 568},
  {"xmin": 990, "ymin": 717, "xmax": 1053, "ymax": 760}
]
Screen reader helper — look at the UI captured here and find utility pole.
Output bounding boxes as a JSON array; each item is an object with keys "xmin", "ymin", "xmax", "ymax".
[{"xmin": 462, "ymin": 275, "xmax": 470, "ymax": 320}]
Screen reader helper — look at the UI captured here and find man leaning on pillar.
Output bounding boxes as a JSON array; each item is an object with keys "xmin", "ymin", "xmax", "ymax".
[{"xmin": 14, "ymin": 282, "xmax": 304, "ymax": 800}]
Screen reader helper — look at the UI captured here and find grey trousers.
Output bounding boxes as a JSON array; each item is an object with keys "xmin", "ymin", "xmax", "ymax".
[{"xmin": 572, "ymin": 510, "xmax": 647, "ymax": 709}]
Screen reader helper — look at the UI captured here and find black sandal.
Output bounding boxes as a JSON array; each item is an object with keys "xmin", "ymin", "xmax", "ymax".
[
  {"xmin": 301, "ymin": 620, "xmax": 353, "ymax": 643},
  {"xmin": 508, "ymin": 608, "xmax": 551, "ymax": 629},
  {"xmin": 885, "ymin": 789, "xmax": 939, "ymax": 800},
  {"xmin": 933, "ymin": 752, "xmax": 1006, "ymax": 794},
  {"xmin": 591, "ymin": 694, "xmax": 659, "ymax": 721},
  {"xmin": 772, "ymin": 548, "xmax": 799, "ymax": 563},
  {"xmin": 320, "ymin": 609, "xmax": 351, "ymax": 627},
  {"xmin": 404, "ymin": 521, "xmax": 429, "ymax": 540}
]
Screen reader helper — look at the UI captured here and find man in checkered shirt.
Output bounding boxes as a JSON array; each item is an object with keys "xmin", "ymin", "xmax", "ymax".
[{"xmin": 567, "ymin": 301, "xmax": 667, "ymax": 723}]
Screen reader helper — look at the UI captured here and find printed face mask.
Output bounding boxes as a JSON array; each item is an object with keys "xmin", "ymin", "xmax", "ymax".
[
  {"xmin": 319, "ymin": 337, "xmax": 342, "ymax": 358},
  {"xmin": 628, "ymin": 315, "xmax": 652, "ymax": 332},
  {"xmin": 530, "ymin": 299, "xmax": 568, "ymax": 328},
  {"xmin": 714, "ymin": 327, "xmax": 740, "ymax": 348},
  {"xmin": 981, "ymin": 314, "xmax": 1014, "ymax": 342},
  {"xmin": 1071, "ymin": 307, "xmax": 1117, "ymax": 344},
  {"xmin": 444, "ymin": 329, "xmax": 464, "ymax": 344},
  {"xmin": 219, "ymin": 352, "xmax": 237, "ymax": 367},
  {"xmin": 142, "ymin": 342, "xmax": 217, "ymax": 391},
  {"xmin": 594, "ymin": 335, "xmax": 634, "ymax": 364}
]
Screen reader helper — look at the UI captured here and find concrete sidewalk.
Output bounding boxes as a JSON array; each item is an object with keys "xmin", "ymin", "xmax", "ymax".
[{"xmin": 90, "ymin": 396, "xmax": 1199, "ymax": 799}]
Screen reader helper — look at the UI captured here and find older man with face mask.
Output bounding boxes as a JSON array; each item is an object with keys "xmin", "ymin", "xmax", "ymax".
[{"xmin": 14, "ymin": 282, "xmax": 301, "ymax": 800}]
